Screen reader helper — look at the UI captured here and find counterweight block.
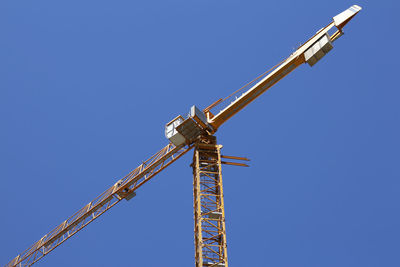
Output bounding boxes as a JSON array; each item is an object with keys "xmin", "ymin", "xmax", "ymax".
[{"xmin": 304, "ymin": 34, "xmax": 333, "ymax": 67}]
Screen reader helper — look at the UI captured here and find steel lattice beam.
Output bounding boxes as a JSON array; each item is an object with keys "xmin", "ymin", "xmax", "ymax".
[{"xmin": 7, "ymin": 143, "xmax": 193, "ymax": 267}]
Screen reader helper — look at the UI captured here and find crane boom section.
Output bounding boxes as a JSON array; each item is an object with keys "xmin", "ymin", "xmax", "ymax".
[
  {"xmin": 208, "ymin": 21, "xmax": 337, "ymax": 130},
  {"xmin": 6, "ymin": 143, "xmax": 193, "ymax": 267}
]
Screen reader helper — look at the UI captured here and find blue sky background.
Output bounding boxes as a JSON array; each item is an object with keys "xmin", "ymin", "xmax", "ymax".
[{"xmin": 1, "ymin": 1, "xmax": 399, "ymax": 266}]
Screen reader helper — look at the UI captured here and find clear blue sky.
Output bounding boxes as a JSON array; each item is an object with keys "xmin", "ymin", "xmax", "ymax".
[{"xmin": 1, "ymin": 1, "xmax": 399, "ymax": 266}]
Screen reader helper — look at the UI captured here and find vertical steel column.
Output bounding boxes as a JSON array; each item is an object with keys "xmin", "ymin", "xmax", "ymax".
[{"xmin": 193, "ymin": 136, "xmax": 228, "ymax": 267}]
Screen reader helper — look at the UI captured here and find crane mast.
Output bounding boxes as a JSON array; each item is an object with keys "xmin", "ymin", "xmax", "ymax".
[
  {"xmin": 6, "ymin": 5, "xmax": 361, "ymax": 267},
  {"xmin": 193, "ymin": 136, "xmax": 228, "ymax": 267}
]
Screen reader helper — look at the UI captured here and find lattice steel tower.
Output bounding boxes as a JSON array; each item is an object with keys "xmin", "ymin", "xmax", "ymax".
[{"xmin": 193, "ymin": 136, "xmax": 228, "ymax": 267}]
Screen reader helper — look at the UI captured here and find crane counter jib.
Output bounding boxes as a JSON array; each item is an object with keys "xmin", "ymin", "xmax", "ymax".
[{"xmin": 165, "ymin": 5, "xmax": 362, "ymax": 146}]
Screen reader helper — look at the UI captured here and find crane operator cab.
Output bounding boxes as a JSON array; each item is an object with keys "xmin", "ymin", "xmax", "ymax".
[{"xmin": 165, "ymin": 106, "xmax": 213, "ymax": 146}]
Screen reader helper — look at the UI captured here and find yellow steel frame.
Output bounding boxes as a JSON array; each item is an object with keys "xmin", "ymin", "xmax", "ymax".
[{"xmin": 193, "ymin": 136, "xmax": 228, "ymax": 267}]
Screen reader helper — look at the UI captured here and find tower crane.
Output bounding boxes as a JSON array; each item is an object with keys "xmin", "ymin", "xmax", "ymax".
[{"xmin": 6, "ymin": 5, "xmax": 362, "ymax": 267}]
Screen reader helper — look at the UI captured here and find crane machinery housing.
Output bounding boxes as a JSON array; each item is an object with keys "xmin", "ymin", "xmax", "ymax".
[{"xmin": 6, "ymin": 5, "xmax": 362, "ymax": 267}]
